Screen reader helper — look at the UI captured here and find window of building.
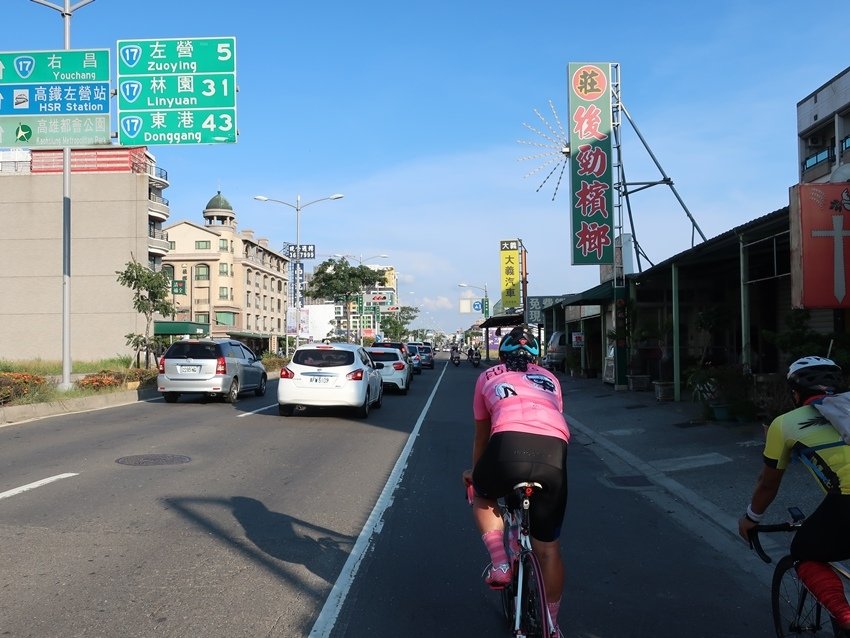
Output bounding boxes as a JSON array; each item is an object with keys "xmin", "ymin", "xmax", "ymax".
[
  {"xmin": 246, "ymin": 269, "xmax": 252, "ymax": 284},
  {"xmin": 168, "ymin": 241, "xmax": 176, "ymax": 250},
  {"xmin": 246, "ymin": 315, "xmax": 251, "ymax": 329},
  {"xmin": 219, "ymin": 263, "xmax": 229, "ymax": 276},
  {"xmin": 216, "ymin": 312, "xmax": 235, "ymax": 326},
  {"xmin": 219, "ymin": 239, "xmax": 228, "ymax": 251},
  {"xmin": 162, "ymin": 264, "xmax": 174, "ymax": 280},
  {"xmin": 195, "ymin": 312, "xmax": 209, "ymax": 324},
  {"xmin": 219, "ymin": 286, "xmax": 229, "ymax": 300},
  {"xmin": 246, "ymin": 292, "xmax": 251, "ymax": 306},
  {"xmin": 195, "ymin": 264, "xmax": 210, "ymax": 281},
  {"xmin": 195, "ymin": 240, "xmax": 211, "ymax": 250}
]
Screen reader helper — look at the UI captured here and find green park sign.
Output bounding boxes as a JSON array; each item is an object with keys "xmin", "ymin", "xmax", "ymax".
[
  {"xmin": 0, "ymin": 49, "xmax": 110, "ymax": 148},
  {"xmin": 116, "ymin": 37, "xmax": 237, "ymax": 145}
]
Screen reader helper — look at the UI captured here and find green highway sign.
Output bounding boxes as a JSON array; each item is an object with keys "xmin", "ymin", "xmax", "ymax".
[
  {"xmin": 0, "ymin": 48, "xmax": 110, "ymax": 148},
  {"xmin": 116, "ymin": 37, "xmax": 237, "ymax": 146},
  {"xmin": 0, "ymin": 49, "xmax": 110, "ymax": 84}
]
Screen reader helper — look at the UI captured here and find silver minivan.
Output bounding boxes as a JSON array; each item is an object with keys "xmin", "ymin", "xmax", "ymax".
[
  {"xmin": 157, "ymin": 338, "xmax": 267, "ymax": 403},
  {"xmin": 542, "ymin": 331, "xmax": 567, "ymax": 372}
]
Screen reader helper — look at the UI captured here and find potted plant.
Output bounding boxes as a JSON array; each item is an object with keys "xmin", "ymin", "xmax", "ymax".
[{"xmin": 687, "ymin": 364, "xmax": 754, "ymax": 421}]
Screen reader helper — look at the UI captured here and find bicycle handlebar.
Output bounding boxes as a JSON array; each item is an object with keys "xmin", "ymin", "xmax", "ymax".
[{"xmin": 747, "ymin": 522, "xmax": 800, "ymax": 564}]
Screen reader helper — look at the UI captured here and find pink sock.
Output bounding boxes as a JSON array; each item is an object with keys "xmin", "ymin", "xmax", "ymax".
[{"xmin": 482, "ymin": 530, "xmax": 509, "ymax": 566}]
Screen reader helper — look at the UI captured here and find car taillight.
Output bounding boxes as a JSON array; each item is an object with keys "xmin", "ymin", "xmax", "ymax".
[
  {"xmin": 280, "ymin": 366, "xmax": 294, "ymax": 379},
  {"xmin": 158, "ymin": 356, "xmax": 165, "ymax": 373},
  {"xmin": 216, "ymin": 356, "xmax": 227, "ymax": 375},
  {"xmin": 393, "ymin": 362, "xmax": 405, "ymax": 370},
  {"xmin": 346, "ymin": 368, "xmax": 365, "ymax": 381}
]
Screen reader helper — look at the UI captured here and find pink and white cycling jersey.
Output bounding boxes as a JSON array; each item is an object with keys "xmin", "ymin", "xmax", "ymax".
[{"xmin": 472, "ymin": 363, "xmax": 570, "ymax": 443}]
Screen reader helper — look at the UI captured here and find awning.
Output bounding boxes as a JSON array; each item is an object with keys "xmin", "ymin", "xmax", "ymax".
[
  {"xmin": 153, "ymin": 320, "xmax": 210, "ymax": 336},
  {"xmin": 479, "ymin": 313, "xmax": 526, "ymax": 329},
  {"xmin": 226, "ymin": 331, "xmax": 268, "ymax": 339},
  {"xmin": 559, "ymin": 281, "xmax": 615, "ymax": 306}
]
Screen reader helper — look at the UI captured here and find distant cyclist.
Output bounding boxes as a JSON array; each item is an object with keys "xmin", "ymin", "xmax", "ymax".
[
  {"xmin": 462, "ymin": 325, "xmax": 569, "ymax": 636},
  {"xmin": 738, "ymin": 356, "xmax": 850, "ymax": 636}
]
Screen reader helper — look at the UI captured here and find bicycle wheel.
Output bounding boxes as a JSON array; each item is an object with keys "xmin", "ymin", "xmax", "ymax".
[
  {"xmin": 518, "ymin": 551, "xmax": 549, "ymax": 638},
  {"xmin": 772, "ymin": 555, "xmax": 832, "ymax": 636}
]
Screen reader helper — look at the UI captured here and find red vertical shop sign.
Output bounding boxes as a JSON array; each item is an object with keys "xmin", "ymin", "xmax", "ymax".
[{"xmin": 791, "ymin": 183, "xmax": 850, "ymax": 308}]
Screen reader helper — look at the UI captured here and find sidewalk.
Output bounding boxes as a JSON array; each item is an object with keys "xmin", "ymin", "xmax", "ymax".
[{"xmin": 559, "ymin": 374, "xmax": 822, "ymax": 571}]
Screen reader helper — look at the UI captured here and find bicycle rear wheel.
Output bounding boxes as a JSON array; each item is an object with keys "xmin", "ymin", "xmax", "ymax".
[
  {"xmin": 772, "ymin": 555, "xmax": 834, "ymax": 636},
  {"xmin": 518, "ymin": 551, "xmax": 549, "ymax": 638}
]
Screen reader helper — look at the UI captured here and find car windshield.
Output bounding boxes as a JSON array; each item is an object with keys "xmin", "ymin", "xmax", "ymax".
[
  {"xmin": 420, "ymin": 346, "xmax": 432, "ymax": 354},
  {"xmin": 407, "ymin": 345, "xmax": 419, "ymax": 355},
  {"xmin": 165, "ymin": 342, "xmax": 219, "ymax": 359},
  {"xmin": 293, "ymin": 349, "xmax": 355, "ymax": 367}
]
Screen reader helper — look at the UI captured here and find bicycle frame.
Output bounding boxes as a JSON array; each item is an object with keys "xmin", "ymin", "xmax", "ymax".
[{"xmin": 501, "ymin": 481, "xmax": 556, "ymax": 638}]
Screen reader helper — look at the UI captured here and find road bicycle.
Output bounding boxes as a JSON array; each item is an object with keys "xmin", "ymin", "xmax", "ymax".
[
  {"xmin": 748, "ymin": 506, "xmax": 850, "ymax": 637},
  {"xmin": 469, "ymin": 481, "xmax": 558, "ymax": 638}
]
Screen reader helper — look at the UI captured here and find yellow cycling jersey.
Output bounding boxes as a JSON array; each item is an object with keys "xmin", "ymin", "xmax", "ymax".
[{"xmin": 764, "ymin": 403, "xmax": 850, "ymax": 494}]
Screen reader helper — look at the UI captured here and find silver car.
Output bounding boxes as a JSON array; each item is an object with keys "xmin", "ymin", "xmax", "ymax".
[
  {"xmin": 277, "ymin": 342, "xmax": 383, "ymax": 417},
  {"xmin": 157, "ymin": 339, "xmax": 267, "ymax": 403}
]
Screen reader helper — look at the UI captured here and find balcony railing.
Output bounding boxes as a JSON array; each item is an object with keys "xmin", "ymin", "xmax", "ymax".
[
  {"xmin": 802, "ymin": 147, "xmax": 835, "ymax": 171},
  {"xmin": 149, "ymin": 192, "xmax": 170, "ymax": 206},
  {"xmin": 131, "ymin": 160, "xmax": 169, "ymax": 183},
  {"xmin": 149, "ymin": 228, "xmax": 168, "ymax": 241}
]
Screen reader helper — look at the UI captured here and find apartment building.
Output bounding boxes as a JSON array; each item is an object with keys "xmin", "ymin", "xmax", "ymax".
[
  {"xmin": 0, "ymin": 146, "xmax": 170, "ymax": 361},
  {"xmin": 797, "ymin": 66, "xmax": 850, "ymax": 183},
  {"xmin": 161, "ymin": 192, "xmax": 289, "ymax": 354}
]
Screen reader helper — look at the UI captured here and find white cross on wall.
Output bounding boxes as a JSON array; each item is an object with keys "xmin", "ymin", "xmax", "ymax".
[{"xmin": 812, "ymin": 215, "xmax": 850, "ymax": 302}]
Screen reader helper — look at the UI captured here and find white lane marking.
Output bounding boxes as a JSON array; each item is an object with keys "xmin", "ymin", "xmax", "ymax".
[
  {"xmin": 0, "ymin": 473, "xmax": 79, "ymax": 500},
  {"xmin": 308, "ymin": 363, "xmax": 448, "ymax": 637},
  {"xmin": 649, "ymin": 452, "xmax": 732, "ymax": 473},
  {"xmin": 237, "ymin": 404, "xmax": 273, "ymax": 417}
]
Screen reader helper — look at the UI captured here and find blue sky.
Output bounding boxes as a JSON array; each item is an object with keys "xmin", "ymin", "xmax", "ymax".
[{"xmin": 4, "ymin": 0, "xmax": 848, "ymax": 333}]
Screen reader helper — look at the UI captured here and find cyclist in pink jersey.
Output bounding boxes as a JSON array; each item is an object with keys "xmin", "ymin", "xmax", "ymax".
[{"xmin": 462, "ymin": 325, "xmax": 570, "ymax": 635}]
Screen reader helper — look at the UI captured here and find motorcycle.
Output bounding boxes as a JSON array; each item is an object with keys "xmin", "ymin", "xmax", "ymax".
[
  {"xmin": 451, "ymin": 351, "xmax": 461, "ymax": 366},
  {"xmin": 471, "ymin": 350, "xmax": 481, "ymax": 367}
]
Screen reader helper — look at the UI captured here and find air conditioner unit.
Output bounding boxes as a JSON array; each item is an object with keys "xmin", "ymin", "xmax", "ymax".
[{"xmin": 807, "ymin": 135, "xmax": 822, "ymax": 147}]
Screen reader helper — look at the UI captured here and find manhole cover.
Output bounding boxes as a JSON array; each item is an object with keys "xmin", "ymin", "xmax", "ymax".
[
  {"xmin": 607, "ymin": 474, "xmax": 653, "ymax": 488},
  {"xmin": 116, "ymin": 454, "xmax": 191, "ymax": 466}
]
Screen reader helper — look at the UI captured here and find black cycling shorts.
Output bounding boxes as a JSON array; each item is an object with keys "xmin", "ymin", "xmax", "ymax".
[
  {"xmin": 472, "ymin": 431, "xmax": 568, "ymax": 542},
  {"xmin": 791, "ymin": 492, "xmax": 850, "ymax": 562}
]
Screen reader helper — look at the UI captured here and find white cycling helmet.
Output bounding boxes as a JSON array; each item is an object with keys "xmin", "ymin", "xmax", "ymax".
[{"xmin": 787, "ymin": 356, "xmax": 843, "ymax": 395}]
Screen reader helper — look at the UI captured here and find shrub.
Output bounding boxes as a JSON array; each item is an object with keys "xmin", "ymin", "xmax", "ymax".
[
  {"xmin": 0, "ymin": 372, "xmax": 48, "ymax": 405},
  {"xmin": 75, "ymin": 371, "xmax": 124, "ymax": 390}
]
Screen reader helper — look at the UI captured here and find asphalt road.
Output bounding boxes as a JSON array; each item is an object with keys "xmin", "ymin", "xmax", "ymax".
[{"xmin": 0, "ymin": 354, "xmax": 789, "ymax": 637}]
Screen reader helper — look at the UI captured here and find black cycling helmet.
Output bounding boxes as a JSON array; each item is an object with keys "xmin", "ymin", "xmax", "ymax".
[
  {"xmin": 787, "ymin": 356, "xmax": 844, "ymax": 399},
  {"xmin": 498, "ymin": 325, "xmax": 540, "ymax": 372}
]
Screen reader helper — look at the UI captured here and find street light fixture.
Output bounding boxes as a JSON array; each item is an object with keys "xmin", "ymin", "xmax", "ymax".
[
  {"xmin": 254, "ymin": 193, "xmax": 344, "ymax": 349},
  {"xmin": 458, "ymin": 282, "xmax": 491, "ymax": 361}
]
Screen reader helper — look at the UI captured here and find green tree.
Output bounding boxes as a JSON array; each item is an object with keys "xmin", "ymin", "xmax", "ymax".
[
  {"xmin": 116, "ymin": 258, "xmax": 176, "ymax": 368},
  {"xmin": 380, "ymin": 305, "xmax": 420, "ymax": 340},
  {"xmin": 307, "ymin": 258, "xmax": 387, "ymax": 341}
]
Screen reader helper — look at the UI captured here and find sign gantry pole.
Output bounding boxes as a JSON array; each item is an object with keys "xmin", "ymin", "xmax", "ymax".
[{"xmin": 31, "ymin": 0, "xmax": 97, "ymax": 390}]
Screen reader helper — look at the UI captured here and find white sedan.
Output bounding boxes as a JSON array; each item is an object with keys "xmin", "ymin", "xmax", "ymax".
[{"xmin": 277, "ymin": 342, "xmax": 384, "ymax": 418}]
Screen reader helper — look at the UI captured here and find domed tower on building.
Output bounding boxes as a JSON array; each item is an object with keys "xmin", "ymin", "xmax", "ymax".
[{"xmin": 203, "ymin": 190, "xmax": 236, "ymax": 227}]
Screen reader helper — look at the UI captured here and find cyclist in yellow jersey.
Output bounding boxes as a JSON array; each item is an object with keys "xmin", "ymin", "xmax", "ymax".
[{"xmin": 738, "ymin": 356, "xmax": 850, "ymax": 635}]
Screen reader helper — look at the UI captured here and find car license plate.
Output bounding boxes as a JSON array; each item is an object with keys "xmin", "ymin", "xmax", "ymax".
[
  {"xmin": 179, "ymin": 365, "xmax": 200, "ymax": 373},
  {"xmin": 309, "ymin": 377, "xmax": 330, "ymax": 384}
]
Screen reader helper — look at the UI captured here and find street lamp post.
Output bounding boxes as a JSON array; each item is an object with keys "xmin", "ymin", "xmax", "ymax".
[
  {"xmin": 458, "ymin": 282, "xmax": 491, "ymax": 361},
  {"xmin": 254, "ymin": 193, "xmax": 343, "ymax": 349}
]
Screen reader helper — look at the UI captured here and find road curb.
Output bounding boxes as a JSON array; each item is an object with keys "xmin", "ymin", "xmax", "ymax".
[{"xmin": 0, "ymin": 387, "xmax": 159, "ymax": 425}]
